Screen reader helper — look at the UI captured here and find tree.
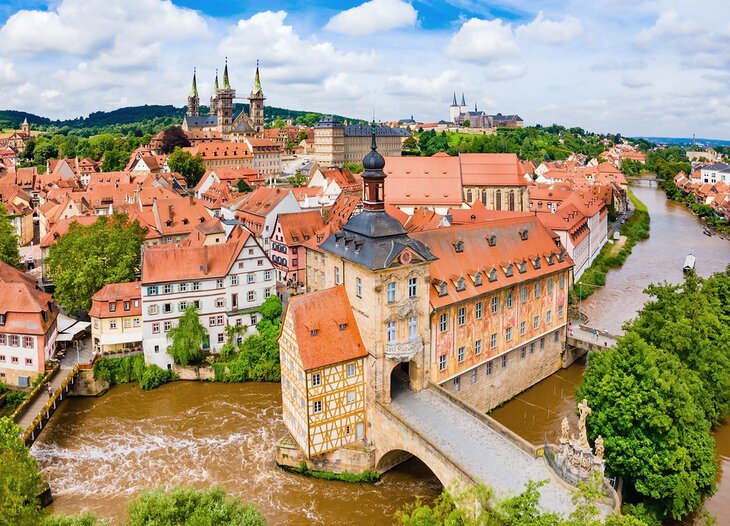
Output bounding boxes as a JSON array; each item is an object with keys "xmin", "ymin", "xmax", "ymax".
[
  {"xmin": 462, "ymin": 119, "xmax": 471, "ymax": 127},
  {"xmin": 577, "ymin": 333, "xmax": 717, "ymax": 522},
  {"xmin": 0, "ymin": 204, "xmax": 21, "ymax": 267},
  {"xmin": 289, "ymin": 173, "xmax": 308, "ymax": 187},
  {"xmin": 159, "ymin": 126, "xmax": 190, "ymax": 154},
  {"xmin": 166, "ymin": 305, "xmax": 206, "ymax": 366},
  {"xmin": 127, "ymin": 485, "xmax": 264, "ymax": 526},
  {"xmin": 342, "ymin": 162, "xmax": 364, "ymax": 174},
  {"xmin": 0, "ymin": 417, "xmax": 43, "ymax": 526},
  {"xmin": 236, "ymin": 179, "xmax": 252, "ymax": 193},
  {"xmin": 259, "ymin": 295, "xmax": 282, "ymax": 321},
  {"xmin": 402, "ymin": 137, "xmax": 418, "ymax": 150},
  {"xmin": 46, "ymin": 213, "xmax": 147, "ymax": 313},
  {"xmin": 101, "ymin": 149, "xmax": 127, "ymax": 171},
  {"xmin": 167, "ymin": 147, "xmax": 206, "ymax": 187}
]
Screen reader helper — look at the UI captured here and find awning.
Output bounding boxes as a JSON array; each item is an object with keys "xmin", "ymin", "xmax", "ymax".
[
  {"xmin": 56, "ymin": 333, "xmax": 75, "ymax": 342},
  {"xmin": 98, "ymin": 332, "xmax": 143, "ymax": 346}
]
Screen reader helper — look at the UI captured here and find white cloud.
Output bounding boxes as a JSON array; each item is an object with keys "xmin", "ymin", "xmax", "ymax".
[
  {"xmin": 516, "ymin": 11, "xmax": 583, "ymax": 43},
  {"xmin": 635, "ymin": 11, "xmax": 700, "ymax": 46},
  {"xmin": 488, "ymin": 63, "xmax": 527, "ymax": 80},
  {"xmin": 621, "ymin": 72, "xmax": 652, "ymax": 88},
  {"xmin": 0, "ymin": 59, "xmax": 20, "ymax": 84},
  {"xmin": 386, "ymin": 70, "xmax": 460, "ymax": 97},
  {"xmin": 446, "ymin": 18, "xmax": 519, "ymax": 63},
  {"xmin": 325, "ymin": 0, "xmax": 417, "ymax": 36}
]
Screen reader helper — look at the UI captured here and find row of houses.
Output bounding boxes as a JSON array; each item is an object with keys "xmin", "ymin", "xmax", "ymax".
[{"xmin": 674, "ymin": 172, "xmax": 730, "ymax": 220}]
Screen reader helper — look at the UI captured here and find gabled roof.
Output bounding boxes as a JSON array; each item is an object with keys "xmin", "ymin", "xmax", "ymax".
[
  {"xmin": 383, "ymin": 155, "xmax": 463, "ymax": 206},
  {"xmin": 0, "ymin": 261, "xmax": 58, "ymax": 334},
  {"xmin": 276, "ymin": 211, "xmax": 324, "ymax": 246},
  {"xmin": 234, "ymin": 186, "xmax": 292, "ymax": 218},
  {"xmin": 89, "ymin": 281, "xmax": 142, "ymax": 318},
  {"xmin": 459, "ymin": 153, "xmax": 526, "ymax": 187},
  {"xmin": 285, "ymin": 285, "xmax": 367, "ymax": 370}
]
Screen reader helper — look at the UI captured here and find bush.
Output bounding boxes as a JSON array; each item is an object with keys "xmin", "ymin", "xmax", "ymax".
[
  {"xmin": 0, "ymin": 381, "xmax": 6, "ymax": 394},
  {"xmin": 4, "ymin": 391, "xmax": 27, "ymax": 410},
  {"xmin": 287, "ymin": 461, "xmax": 380, "ymax": 483},
  {"xmin": 139, "ymin": 365, "xmax": 174, "ymax": 391}
]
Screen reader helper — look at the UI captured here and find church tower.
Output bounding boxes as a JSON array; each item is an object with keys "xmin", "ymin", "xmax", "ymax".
[
  {"xmin": 187, "ymin": 68, "xmax": 199, "ymax": 117},
  {"xmin": 449, "ymin": 92, "xmax": 460, "ymax": 123},
  {"xmin": 20, "ymin": 117, "xmax": 30, "ymax": 136},
  {"xmin": 460, "ymin": 92, "xmax": 468, "ymax": 114},
  {"xmin": 249, "ymin": 60, "xmax": 265, "ymax": 133},
  {"xmin": 209, "ymin": 69, "xmax": 219, "ymax": 115},
  {"xmin": 217, "ymin": 58, "xmax": 236, "ymax": 133}
]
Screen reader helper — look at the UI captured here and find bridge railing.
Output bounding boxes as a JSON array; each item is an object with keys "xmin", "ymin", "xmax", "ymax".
[
  {"xmin": 429, "ymin": 382, "xmax": 543, "ymax": 457},
  {"xmin": 11, "ymin": 365, "xmax": 61, "ymax": 422},
  {"xmin": 19, "ymin": 365, "xmax": 79, "ymax": 446}
]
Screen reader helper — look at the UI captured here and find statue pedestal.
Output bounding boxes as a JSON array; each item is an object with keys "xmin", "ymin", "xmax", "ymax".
[{"xmin": 555, "ymin": 438, "xmax": 605, "ymax": 485}]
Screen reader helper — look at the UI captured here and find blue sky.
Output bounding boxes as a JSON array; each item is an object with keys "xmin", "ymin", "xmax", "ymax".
[{"xmin": 0, "ymin": 0, "xmax": 729, "ymax": 138}]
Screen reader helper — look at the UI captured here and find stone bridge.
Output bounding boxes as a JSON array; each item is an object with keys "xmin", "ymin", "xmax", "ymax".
[{"xmin": 369, "ymin": 384, "xmax": 615, "ymax": 516}]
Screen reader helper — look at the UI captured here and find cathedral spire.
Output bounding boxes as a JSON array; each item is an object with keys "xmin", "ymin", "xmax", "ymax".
[
  {"xmin": 361, "ymin": 123, "xmax": 386, "ymax": 212},
  {"xmin": 252, "ymin": 59, "xmax": 262, "ymax": 94},
  {"xmin": 190, "ymin": 68, "xmax": 198, "ymax": 98},
  {"xmin": 214, "ymin": 69, "xmax": 219, "ymax": 94},
  {"xmin": 461, "ymin": 92, "xmax": 466, "ymax": 106},
  {"xmin": 474, "ymin": 101, "xmax": 478, "ymax": 112},
  {"xmin": 451, "ymin": 92, "xmax": 457, "ymax": 106},
  {"xmin": 223, "ymin": 57, "xmax": 231, "ymax": 90}
]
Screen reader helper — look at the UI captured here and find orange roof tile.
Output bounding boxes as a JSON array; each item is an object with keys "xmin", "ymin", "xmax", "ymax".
[
  {"xmin": 276, "ymin": 211, "xmax": 324, "ymax": 246},
  {"xmin": 89, "ymin": 281, "xmax": 142, "ymax": 318}
]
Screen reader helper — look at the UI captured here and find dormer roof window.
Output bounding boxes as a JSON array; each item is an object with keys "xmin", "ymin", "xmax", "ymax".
[
  {"xmin": 454, "ymin": 240, "xmax": 464, "ymax": 253},
  {"xmin": 488, "ymin": 234, "xmax": 496, "ymax": 247},
  {"xmin": 518, "ymin": 259, "xmax": 527, "ymax": 273},
  {"xmin": 338, "ymin": 323, "xmax": 348, "ymax": 330},
  {"xmin": 533, "ymin": 256, "xmax": 541, "ymax": 269},
  {"xmin": 456, "ymin": 277, "xmax": 466, "ymax": 291},
  {"xmin": 520, "ymin": 229, "xmax": 529, "ymax": 241},
  {"xmin": 473, "ymin": 272, "xmax": 482, "ymax": 286},
  {"xmin": 504, "ymin": 263, "xmax": 513, "ymax": 277},
  {"xmin": 488, "ymin": 268, "xmax": 497, "ymax": 282},
  {"xmin": 310, "ymin": 329, "xmax": 318, "ymax": 336}
]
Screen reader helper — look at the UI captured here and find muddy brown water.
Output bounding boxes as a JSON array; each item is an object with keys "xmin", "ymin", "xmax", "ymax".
[
  {"xmin": 33, "ymin": 382, "xmax": 442, "ymax": 525},
  {"xmin": 492, "ymin": 183, "xmax": 729, "ymax": 523}
]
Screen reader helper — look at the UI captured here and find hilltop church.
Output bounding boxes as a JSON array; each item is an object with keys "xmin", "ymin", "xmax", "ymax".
[
  {"xmin": 182, "ymin": 60, "xmax": 265, "ymax": 140},
  {"xmin": 449, "ymin": 92, "xmax": 524, "ymax": 129}
]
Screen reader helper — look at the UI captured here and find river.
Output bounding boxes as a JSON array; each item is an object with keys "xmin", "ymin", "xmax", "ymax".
[
  {"xmin": 33, "ymin": 382, "xmax": 442, "ymax": 525},
  {"xmin": 491, "ymin": 183, "xmax": 729, "ymax": 522}
]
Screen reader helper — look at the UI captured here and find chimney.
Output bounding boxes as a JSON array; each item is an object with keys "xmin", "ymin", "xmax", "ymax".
[
  {"xmin": 203, "ymin": 245, "xmax": 209, "ymax": 275},
  {"xmin": 168, "ymin": 204, "xmax": 174, "ymax": 223},
  {"xmin": 189, "ymin": 194, "xmax": 194, "ymax": 205}
]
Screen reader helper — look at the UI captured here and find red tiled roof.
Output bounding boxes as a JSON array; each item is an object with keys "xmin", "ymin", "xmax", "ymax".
[
  {"xmin": 460, "ymin": 153, "xmax": 526, "ymax": 187},
  {"xmin": 284, "ymin": 285, "xmax": 367, "ymax": 370},
  {"xmin": 383, "ymin": 156, "xmax": 463, "ymax": 206},
  {"xmin": 89, "ymin": 281, "xmax": 142, "ymax": 318},
  {"xmin": 276, "ymin": 211, "xmax": 324, "ymax": 246}
]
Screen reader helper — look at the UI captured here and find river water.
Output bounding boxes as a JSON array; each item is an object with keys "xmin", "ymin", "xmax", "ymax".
[
  {"xmin": 33, "ymin": 382, "xmax": 442, "ymax": 525},
  {"xmin": 491, "ymin": 184, "xmax": 729, "ymax": 522}
]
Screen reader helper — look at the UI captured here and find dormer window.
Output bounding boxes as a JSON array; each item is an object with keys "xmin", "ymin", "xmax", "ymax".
[
  {"xmin": 310, "ymin": 329, "xmax": 318, "ymax": 336},
  {"xmin": 438, "ymin": 282, "xmax": 447, "ymax": 297},
  {"xmin": 183, "ymin": 218, "xmax": 189, "ymax": 225},
  {"xmin": 519, "ymin": 260, "xmax": 527, "ymax": 273},
  {"xmin": 504, "ymin": 264, "xmax": 513, "ymax": 277},
  {"xmin": 0, "ymin": 313, "xmax": 5, "ymax": 326},
  {"xmin": 456, "ymin": 277, "xmax": 465, "ymax": 291},
  {"xmin": 488, "ymin": 268, "xmax": 497, "ymax": 282},
  {"xmin": 454, "ymin": 240, "xmax": 464, "ymax": 253},
  {"xmin": 533, "ymin": 257, "xmax": 541, "ymax": 269},
  {"xmin": 488, "ymin": 234, "xmax": 496, "ymax": 247},
  {"xmin": 520, "ymin": 229, "xmax": 529, "ymax": 241},
  {"xmin": 109, "ymin": 302, "xmax": 116, "ymax": 312},
  {"xmin": 557, "ymin": 249, "xmax": 565, "ymax": 262},
  {"xmin": 546, "ymin": 253, "xmax": 555, "ymax": 265},
  {"xmin": 473, "ymin": 272, "xmax": 482, "ymax": 286},
  {"xmin": 339, "ymin": 323, "xmax": 348, "ymax": 330}
]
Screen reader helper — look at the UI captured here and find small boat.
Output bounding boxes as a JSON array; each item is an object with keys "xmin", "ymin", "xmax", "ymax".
[{"xmin": 683, "ymin": 253, "xmax": 696, "ymax": 273}]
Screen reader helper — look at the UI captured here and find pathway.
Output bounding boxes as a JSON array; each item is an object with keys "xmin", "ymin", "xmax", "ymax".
[
  {"xmin": 14, "ymin": 368, "xmax": 74, "ymax": 432},
  {"xmin": 389, "ymin": 388, "xmax": 609, "ymax": 516}
]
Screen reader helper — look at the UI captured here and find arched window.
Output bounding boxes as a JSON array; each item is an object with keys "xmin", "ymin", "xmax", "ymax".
[
  {"xmin": 509, "ymin": 192, "xmax": 515, "ymax": 211},
  {"xmin": 495, "ymin": 190, "xmax": 502, "ymax": 210},
  {"xmin": 481, "ymin": 190, "xmax": 487, "ymax": 205},
  {"xmin": 466, "ymin": 189, "xmax": 473, "ymax": 203}
]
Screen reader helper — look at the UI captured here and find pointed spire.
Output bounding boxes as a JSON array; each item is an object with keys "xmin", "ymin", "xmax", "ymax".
[
  {"xmin": 190, "ymin": 68, "xmax": 198, "ymax": 98},
  {"xmin": 461, "ymin": 92, "xmax": 466, "ymax": 106},
  {"xmin": 214, "ymin": 69, "xmax": 219, "ymax": 94},
  {"xmin": 253, "ymin": 59, "xmax": 262, "ymax": 94},
  {"xmin": 223, "ymin": 57, "xmax": 230, "ymax": 90},
  {"xmin": 452, "ymin": 92, "xmax": 457, "ymax": 106},
  {"xmin": 22, "ymin": 117, "xmax": 28, "ymax": 125},
  {"xmin": 474, "ymin": 101, "xmax": 478, "ymax": 112}
]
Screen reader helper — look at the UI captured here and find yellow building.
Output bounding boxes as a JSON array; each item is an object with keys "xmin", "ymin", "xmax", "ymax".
[
  {"xmin": 314, "ymin": 117, "xmax": 409, "ymax": 167},
  {"xmin": 280, "ymin": 285, "xmax": 368, "ymax": 457},
  {"xmin": 89, "ymin": 282, "xmax": 142, "ymax": 354}
]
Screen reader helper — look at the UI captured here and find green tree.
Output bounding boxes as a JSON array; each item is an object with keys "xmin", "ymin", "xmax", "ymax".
[
  {"xmin": 47, "ymin": 213, "xmax": 146, "ymax": 313},
  {"xmin": 101, "ymin": 149, "xmax": 127, "ymax": 171},
  {"xmin": 259, "ymin": 295, "xmax": 282, "ymax": 321},
  {"xmin": 462, "ymin": 119, "xmax": 471, "ymax": 127},
  {"xmin": 167, "ymin": 147, "xmax": 206, "ymax": 187},
  {"xmin": 166, "ymin": 306, "xmax": 207, "ymax": 366},
  {"xmin": 289, "ymin": 173, "xmax": 308, "ymax": 187},
  {"xmin": 236, "ymin": 179, "xmax": 252, "ymax": 193},
  {"xmin": 342, "ymin": 162, "xmax": 364, "ymax": 174},
  {"xmin": 577, "ymin": 332, "xmax": 717, "ymax": 522},
  {"xmin": 402, "ymin": 137, "xmax": 418, "ymax": 150},
  {"xmin": 126, "ymin": 485, "xmax": 264, "ymax": 526},
  {"xmin": 0, "ymin": 203, "xmax": 21, "ymax": 267},
  {"xmin": 0, "ymin": 418, "xmax": 43, "ymax": 526},
  {"xmin": 41, "ymin": 513, "xmax": 106, "ymax": 526}
]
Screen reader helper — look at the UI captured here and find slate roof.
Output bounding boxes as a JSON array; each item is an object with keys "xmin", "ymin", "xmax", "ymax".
[{"xmin": 183, "ymin": 115, "xmax": 219, "ymax": 127}]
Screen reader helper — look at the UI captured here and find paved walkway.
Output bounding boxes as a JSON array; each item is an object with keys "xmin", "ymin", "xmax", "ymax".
[
  {"xmin": 568, "ymin": 320, "xmax": 618, "ymax": 349},
  {"xmin": 14, "ymin": 368, "xmax": 74, "ymax": 432},
  {"xmin": 390, "ymin": 388, "xmax": 610, "ymax": 516}
]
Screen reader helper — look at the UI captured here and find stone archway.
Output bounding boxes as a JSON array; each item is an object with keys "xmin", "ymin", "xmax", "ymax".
[{"xmin": 375, "ymin": 448, "xmax": 450, "ymax": 488}]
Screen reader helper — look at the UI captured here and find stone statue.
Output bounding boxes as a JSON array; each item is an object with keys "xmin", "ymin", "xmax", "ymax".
[
  {"xmin": 560, "ymin": 417, "xmax": 570, "ymax": 443},
  {"xmin": 577, "ymin": 399, "xmax": 592, "ymax": 450},
  {"xmin": 595, "ymin": 436, "xmax": 604, "ymax": 461}
]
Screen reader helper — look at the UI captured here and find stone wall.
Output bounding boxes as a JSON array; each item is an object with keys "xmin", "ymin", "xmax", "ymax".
[
  {"xmin": 70, "ymin": 369, "xmax": 109, "ymax": 397},
  {"xmin": 275, "ymin": 434, "xmax": 375, "ymax": 475},
  {"xmin": 444, "ymin": 327, "xmax": 564, "ymax": 412},
  {"xmin": 174, "ymin": 364, "xmax": 215, "ymax": 381}
]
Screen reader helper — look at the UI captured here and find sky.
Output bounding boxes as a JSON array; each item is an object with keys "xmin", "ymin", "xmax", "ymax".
[{"xmin": 1, "ymin": 0, "xmax": 729, "ymax": 138}]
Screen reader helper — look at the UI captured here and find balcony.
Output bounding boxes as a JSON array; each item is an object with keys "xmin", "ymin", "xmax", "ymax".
[{"xmin": 385, "ymin": 337, "xmax": 423, "ymax": 362}]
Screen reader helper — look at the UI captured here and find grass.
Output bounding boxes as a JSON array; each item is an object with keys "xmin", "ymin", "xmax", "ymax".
[
  {"xmin": 575, "ymin": 189, "xmax": 650, "ymax": 301},
  {"xmin": 283, "ymin": 461, "xmax": 380, "ymax": 484}
]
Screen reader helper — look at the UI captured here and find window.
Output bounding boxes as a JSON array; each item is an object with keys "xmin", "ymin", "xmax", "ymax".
[
  {"xmin": 0, "ymin": 355, "xmax": 4, "ymax": 362},
  {"xmin": 162, "ymin": 303, "xmax": 172, "ymax": 314},
  {"xmin": 11, "ymin": 356, "xmax": 18, "ymax": 364},
  {"xmin": 123, "ymin": 301, "xmax": 130, "ymax": 311},
  {"xmin": 387, "ymin": 282, "xmax": 396, "ymax": 303},
  {"xmin": 530, "ymin": 342, "xmax": 535, "ymax": 354},
  {"xmin": 209, "ymin": 316, "xmax": 216, "ymax": 327},
  {"xmin": 93, "ymin": 319, "xmax": 99, "ymax": 329},
  {"xmin": 247, "ymin": 291, "xmax": 255, "ymax": 302},
  {"xmin": 491, "ymin": 296, "xmax": 498, "ymax": 314},
  {"xmin": 475, "ymin": 339, "xmax": 482, "ymax": 355},
  {"xmin": 540, "ymin": 337, "xmax": 545, "ymax": 350},
  {"xmin": 347, "ymin": 390, "xmax": 355, "ymax": 404},
  {"xmin": 534, "ymin": 282, "xmax": 541, "ymax": 298},
  {"xmin": 133, "ymin": 318, "xmax": 140, "ymax": 327},
  {"xmin": 216, "ymin": 297, "xmax": 225, "ymax": 308},
  {"xmin": 347, "ymin": 363, "xmax": 355, "ymax": 377},
  {"xmin": 554, "ymin": 331, "xmax": 560, "ymax": 343},
  {"xmin": 250, "ymin": 314, "xmax": 257, "ymax": 325},
  {"xmin": 453, "ymin": 376, "xmax": 461, "ymax": 392},
  {"xmin": 471, "ymin": 369, "xmax": 478, "ymax": 384},
  {"xmin": 487, "ymin": 361, "xmax": 493, "ymax": 375},
  {"xmin": 521, "ymin": 346, "xmax": 526, "ymax": 359},
  {"xmin": 192, "ymin": 282, "xmax": 201, "ymax": 291},
  {"xmin": 559, "ymin": 273, "xmax": 565, "ymax": 289},
  {"xmin": 334, "ymin": 267, "xmax": 341, "ymax": 285},
  {"xmin": 247, "ymin": 274, "xmax": 255, "ymax": 284},
  {"xmin": 216, "ymin": 315, "xmax": 224, "ymax": 326},
  {"xmin": 313, "ymin": 400, "xmax": 323, "ymax": 413},
  {"xmin": 475, "ymin": 301, "xmax": 483, "ymax": 319},
  {"xmin": 506, "ymin": 291, "xmax": 513, "ymax": 308},
  {"xmin": 264, "ymin": 271, "xmax": 272, "ymax": 281},
  {"xmin": 231, "ymin": 275, "xmax": 238, "ymax": 286},
  {"xmin": 438, "ymin": 282, "xmax": 447, "ymax": 296},
  {"xmin": 163, "ymin": 284, "xmax": 173, "ymax": 294},
  {"xmin": 356, "ymin": 277, "xmax": 362, "ymax": 298},
  {"xmin": 547, "ymin": 278, "xmax": 553, "ymax": 293},
  {"xmin": 164, "ymin": 321, "xmax": 172, "ymax": 332},
  {"xmin": 458, "ymin": 307, "xmax": 465, "ymax": 325},
  {"xmin": 546, "ymin": 310, "xmax": 552, "ymax": 324},
  {"xmin": 506, "ymin": 327, "xmax": 512, "ymax": 342},
  {"xmin": 558, "ymin": 305, "xmax": 564, "ymax": 318},
  {"xmin": 534, "ymin": 315, "xmax": 539, "ymax": 330},
  {"xmin": 147, "ymin": 286, "xmax": 158, "ymax": 296},
  {"xmin": 258, "ymin": 259, "xmax": 264, "ymax": 266},
  {"xmin": 154, "ymin": 345, "xmax": 159, "ymax": 354},
  {"xmin": 109, "ymin": 302, "xmax": 116, "ymax": 312},
  {"xmin": 502, "ymin": 354, "xmax": 507, "ymax": 368},
  {"xmin": 439, "ymin": 355, "xmax": 447, "ymax": 371},
  {"xmin": 152, "ymin": 323, "xmax": 160, "ymax": 334},
  {"xmin": 521, "ymin": 286, "xmax": 527, "ymax": 303},
  {"xmin": 439, "ymin": 313, "xmax": 448, "ymax": 332},
  {"xmin": 124, "ymin": 319, "xmax": 132, "ymax": 329},
  {"xmin": 408, "ymin": 316, "xmax": 417, "ymax": 341},
  {"xmin": 491, "ymin": 333, "xmax": 497, "ymax": 348},
  {"xmin": 23, "ymin": 336, "xmax": 33, "ymax": 348},
  {"xmin": 110, "ymin": 320, "xmax": 117, "ymax": 329},
  {"xmin": 179, "ymin": 283, "xmax": 187, "ymax": 292},
  {"xmin": 312, "ymin": 373, "xmax": 321, "ymax": 386},
  {"xmin": 387, "ymin": 321, "xmax": 396, "ymax": 344},
  {"xmin": 217, "ymin": 333, "xmax": 225, "ymax": 344},
  {"xmin": 0, "ymin": 314, "xmax": 4, "ymax": 326},
  {"xmin": 458, "ymin": 346, "xmax": 465, "ymax": 363},
  {"xmin": 520, "ymin": 321, "xmax": 526, "ymax": 336},
  {"xmin": 408, "ymin": 277, "xmax": 417, "ymax": 298}
]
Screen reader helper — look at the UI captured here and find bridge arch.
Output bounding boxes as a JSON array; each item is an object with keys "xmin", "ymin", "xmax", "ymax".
[{"xmin": 375, "ymin": 448, "xmax": 450, "ymax": 488}]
